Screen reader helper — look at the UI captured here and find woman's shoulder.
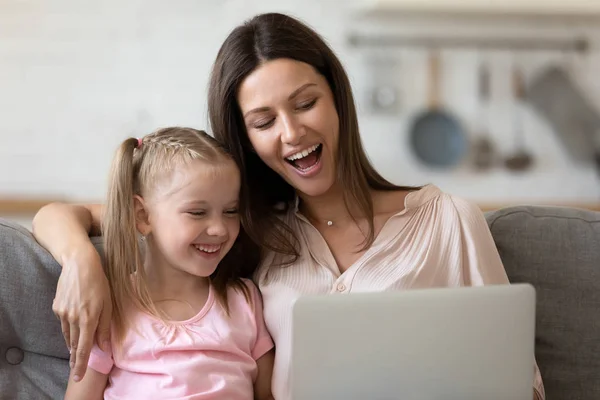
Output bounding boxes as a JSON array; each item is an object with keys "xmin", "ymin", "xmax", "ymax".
[
  {"xmin": 405, "ymin": 184, "xmax": 484, "ymax": 220},
  {"xmin": 396, "ymin": 186, "xmax": 493, "ymax": 249}
]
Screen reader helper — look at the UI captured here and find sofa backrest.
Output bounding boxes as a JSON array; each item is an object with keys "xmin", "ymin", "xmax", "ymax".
[
  {"xmin": 0, "ymin": 204, "xmax": 598, "ymax": 399},
  {"xmin": 486, "ymin": 206, "xmax": 600, "ymax": 399}
]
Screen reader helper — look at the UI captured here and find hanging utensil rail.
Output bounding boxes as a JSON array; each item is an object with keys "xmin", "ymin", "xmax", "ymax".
[{"xmin": 347, "ymin": 33, "xmax": 590, "ymax": 53}]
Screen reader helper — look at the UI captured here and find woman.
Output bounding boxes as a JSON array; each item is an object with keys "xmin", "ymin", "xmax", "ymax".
[{"xmin": 33, "ymin": 12, "xmax": 545, "ymax": 400}]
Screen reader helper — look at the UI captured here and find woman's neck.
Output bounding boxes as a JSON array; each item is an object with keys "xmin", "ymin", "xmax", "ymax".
[
  {"xmin": 298, "ymin": 185, "xmax": 369, "ymax": 227},
  {"xmin": 298, "ymin": 186, "xmax": 411, "ymax": 229}
]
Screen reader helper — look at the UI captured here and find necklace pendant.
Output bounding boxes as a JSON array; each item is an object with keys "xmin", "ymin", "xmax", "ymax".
[{"xmin": 327, "ymin": 220, "xmax": 333, "ymax": 226}]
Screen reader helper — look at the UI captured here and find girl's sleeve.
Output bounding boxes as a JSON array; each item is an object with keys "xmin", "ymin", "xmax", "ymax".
[
  {"xmin": 88, "ymin": 343, "xmax": 114, "ymax": 375},
  {"xmin": 246, "ymin": 281, "xmax": 274, "ymax": 360}
]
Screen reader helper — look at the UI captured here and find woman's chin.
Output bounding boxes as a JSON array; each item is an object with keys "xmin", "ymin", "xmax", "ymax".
[{"xmin": 292, "ymin": 177, "xmax": 337, "ymax": 199}]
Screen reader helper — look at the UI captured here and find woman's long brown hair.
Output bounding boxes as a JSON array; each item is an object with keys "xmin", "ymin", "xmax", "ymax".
[
  {"xmin": 208, "ymin": 13, "xmax": 418, "ymax": 263},
  {"xmin": 103, "ymin": 127, "xmax": 255, "ymax": 345}
]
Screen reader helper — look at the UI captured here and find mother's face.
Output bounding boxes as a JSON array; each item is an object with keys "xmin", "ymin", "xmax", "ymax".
[{"xmin": 236, "ymin": 58, "xmax": 339, "ymax": 198}]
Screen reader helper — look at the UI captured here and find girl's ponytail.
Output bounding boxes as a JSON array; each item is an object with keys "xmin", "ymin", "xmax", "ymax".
[{"xmin": 102, "ymin": 137, "xmax": 145, "ymax": 345}]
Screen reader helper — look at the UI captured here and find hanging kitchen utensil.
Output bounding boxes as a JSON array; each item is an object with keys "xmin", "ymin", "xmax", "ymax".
[
  {"xmin": 365, "ymin": 51, "xmax": 401, "ymax": 115},
  {"xmin": 527, "ymin": 48, "xmax": 600, "ymax": 165},
  {"xmin": 505, "ymin": 64, "xmax": 534, "ymax": 172},
  {"xmin": 408, "ymin": 50, "xmax": 468, "ymax": 168},
  {"xmin": 472, "ymin": 57, "xmax": 496, "ymax": 171}
]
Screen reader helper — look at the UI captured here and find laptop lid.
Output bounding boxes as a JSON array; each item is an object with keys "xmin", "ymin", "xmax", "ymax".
[{"xmin": 290, "ymin": 284, "xmax": 536, "ymax": 400}]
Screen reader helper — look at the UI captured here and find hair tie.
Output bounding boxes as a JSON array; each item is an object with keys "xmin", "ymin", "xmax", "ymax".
[{"xmin": 136, "ymin": 138, "xmax": 143, "ymax": 149}]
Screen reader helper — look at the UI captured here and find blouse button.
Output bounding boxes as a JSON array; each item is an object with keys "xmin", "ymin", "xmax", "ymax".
[{"xmin": 336, "ymin": 283, "xmax": 346, "ymax": 292}]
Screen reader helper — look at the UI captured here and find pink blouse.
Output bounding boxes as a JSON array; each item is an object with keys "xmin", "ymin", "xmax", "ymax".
[{"xmin": 255, "ymin": 184, "xmax": 545, "ymax": 400}]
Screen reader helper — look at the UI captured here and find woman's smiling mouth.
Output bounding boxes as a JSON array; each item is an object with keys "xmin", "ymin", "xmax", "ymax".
[{"xmin": 285, "ymin": 143, "xmax": 323, "ymax": 172}]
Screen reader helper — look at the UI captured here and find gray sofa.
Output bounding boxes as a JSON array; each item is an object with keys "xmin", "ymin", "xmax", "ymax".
[{"xmin": 1, "ymin": 205, "xmax": 599, "ymax": 399}]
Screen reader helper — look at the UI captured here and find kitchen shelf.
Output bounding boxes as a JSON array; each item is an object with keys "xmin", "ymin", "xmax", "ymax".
[
  {"xmin": 356, "ymin": 0, "xmax": 600, "ymax": 20},
  {"xmin": 347, "ymin": 33, "xmax": 589, "ymax": 52}
]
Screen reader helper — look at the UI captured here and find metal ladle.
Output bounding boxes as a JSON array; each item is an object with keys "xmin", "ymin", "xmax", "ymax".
[
  {"xmin": 472, "ymin": 60, "xmax": 496, "ymax": 171},
  {"xmin": 505, "ymin": 65, "xmax": 534, "ymax": 172}
]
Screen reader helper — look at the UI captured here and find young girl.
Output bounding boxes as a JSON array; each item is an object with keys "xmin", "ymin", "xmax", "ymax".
[{"xmin": 65, "ymin": 127, "xmax": 275, "ymax": 400}]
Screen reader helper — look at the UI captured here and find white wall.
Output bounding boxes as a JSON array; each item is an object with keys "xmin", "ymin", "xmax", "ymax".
[{"xmin": 1, "ymin": 0, "xmax": 599, "ymax": 204}]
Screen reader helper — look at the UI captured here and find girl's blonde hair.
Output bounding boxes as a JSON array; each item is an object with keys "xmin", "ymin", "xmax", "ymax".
[{"xmin": 103, "ymin": 127, "xmax": 251, "ymax": 345}]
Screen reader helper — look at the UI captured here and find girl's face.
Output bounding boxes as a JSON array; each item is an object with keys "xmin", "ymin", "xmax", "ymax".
[
  {"xmin": 237, "ymin": 58, "xmax": 340, "ymax": 198},
  {"xmin": 140, "ymin": 159, "xmax": 241, "ymax": 279}
]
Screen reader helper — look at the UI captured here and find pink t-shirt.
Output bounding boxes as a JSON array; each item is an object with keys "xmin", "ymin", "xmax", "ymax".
[{"xmin": 88, "ymin": 278, "xmax": 274, "ymax": 400}]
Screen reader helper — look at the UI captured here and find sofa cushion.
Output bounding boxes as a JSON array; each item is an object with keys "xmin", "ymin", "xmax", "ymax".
[
  {"xmin": 0, "ymin": 218, "xmax": 70, "ymax": 399},
  {"xmin": 486, "ymin": 206, "xmax": 600, "ymax": 400}
]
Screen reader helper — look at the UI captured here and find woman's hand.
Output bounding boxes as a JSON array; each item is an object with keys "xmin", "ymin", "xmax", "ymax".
[{"xmin": 53, "ymin": 243, "xmax": 112, "ymax": 382}]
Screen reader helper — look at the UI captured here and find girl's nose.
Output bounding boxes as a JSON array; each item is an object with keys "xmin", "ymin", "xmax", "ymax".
[{"xmin": 206, "ymin": 217, "xmax": 227, "ymax": 237}]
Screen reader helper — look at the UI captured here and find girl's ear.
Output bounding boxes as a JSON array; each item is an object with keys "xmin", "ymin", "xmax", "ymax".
[{"xmin": 133, "ymin": 195, "xmax": 151, "ymax": 236}]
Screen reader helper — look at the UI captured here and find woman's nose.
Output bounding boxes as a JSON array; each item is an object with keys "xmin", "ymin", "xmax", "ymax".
[{"xmin": 280, "ymin": 115, "xmax": 305, "ymax": 145}]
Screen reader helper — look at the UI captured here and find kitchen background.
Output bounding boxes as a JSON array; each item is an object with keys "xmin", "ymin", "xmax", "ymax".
[{"xmin": 2, "ymin": 0, "xmax": 600, "ymax": 228}]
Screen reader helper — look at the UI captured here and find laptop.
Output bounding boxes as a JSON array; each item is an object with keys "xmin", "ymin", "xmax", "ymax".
[{"xmin": 290, "ymin": 284, "xmax": 536, "ymax": 400}]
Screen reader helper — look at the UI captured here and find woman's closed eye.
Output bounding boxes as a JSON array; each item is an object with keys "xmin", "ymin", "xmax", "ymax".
[
  {"xmin": 224, "ymin": 208, "xmax": 239, "ymax": 216},
  {"xmin": 250, "ymin": 99, "xmax": 317, "ymax": 130},
  {"xmin": 296, "ymin": 98, "xmax": 317, "ymax": 111},
  {"xmin": 253, "ymin": 118, "xmax": 275, "ymax": 130}
]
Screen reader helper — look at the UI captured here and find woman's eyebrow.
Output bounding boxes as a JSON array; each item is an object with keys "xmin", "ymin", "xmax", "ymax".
[
  {"xmin": 244, "ymin": 107, "xmax": 270, "ymax": 118},
  {"xmin": 287, "ymin": 83, "xmax": 317, "ymax": 100}
]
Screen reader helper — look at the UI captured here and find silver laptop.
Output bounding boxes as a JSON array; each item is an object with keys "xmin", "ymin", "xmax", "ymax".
[{"xmin": 290, "ymin": 284, "xmax": 536, "ymax": 400}]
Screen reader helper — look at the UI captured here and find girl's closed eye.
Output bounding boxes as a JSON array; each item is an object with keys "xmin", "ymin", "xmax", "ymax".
[
  {"xmin": 187, "ymin": 210, "xmax": 206, "ymax": 217},
  {"xmin": 224, "ymin": 208, "xmax": 239, "ymax": 216}
]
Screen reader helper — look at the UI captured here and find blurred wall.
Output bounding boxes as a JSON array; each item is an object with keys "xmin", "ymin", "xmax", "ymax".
[{"xmin": 1, "ymin": 0, "xmax": 599, "ymax": 206}]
